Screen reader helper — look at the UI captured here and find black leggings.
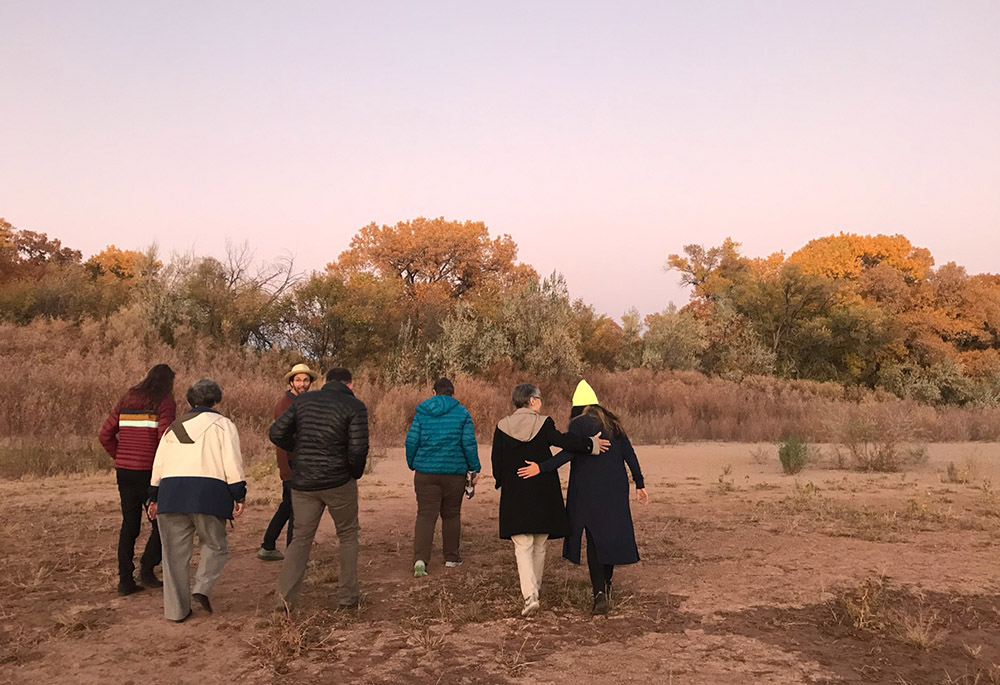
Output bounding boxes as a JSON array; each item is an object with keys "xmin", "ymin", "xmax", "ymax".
[{"xmin": 585, "ymin": 528, "xmax": 614, "ymax": 596}]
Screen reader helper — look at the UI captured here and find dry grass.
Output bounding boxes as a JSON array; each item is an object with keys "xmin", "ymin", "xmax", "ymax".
[
  {"xmin": 4, "ymin": 320, "xmax": 1000, "ymax": 477},
  {"xmin": 893, "ymin": 606, "xmax": 948, "ymax": 650}
]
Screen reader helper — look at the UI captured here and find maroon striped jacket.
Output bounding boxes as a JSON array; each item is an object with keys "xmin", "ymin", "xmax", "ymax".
[{"xmin": 99, "ymin": 392, "xmax": 176, "ymax": 471}]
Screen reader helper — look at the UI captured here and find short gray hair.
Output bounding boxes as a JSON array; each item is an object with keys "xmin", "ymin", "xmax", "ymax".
[
  {"xmin": 511, "ymin": 383, "xmax": 539, "ymax": 409},
  {"xmin": 186, "ymin": 378, "xmax": 222, "ymax": 408}
]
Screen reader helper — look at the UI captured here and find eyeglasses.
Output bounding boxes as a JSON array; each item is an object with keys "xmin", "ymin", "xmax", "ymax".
[{"xmin": 531, "ymin": 395, "xmax": 542, "ymax": 400}]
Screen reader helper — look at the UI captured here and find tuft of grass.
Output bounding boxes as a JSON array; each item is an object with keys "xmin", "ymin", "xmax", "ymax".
[
  {"xmin": 835, "ymin": 574, "xmax": 888, "ymax": 631},
  {"xmin": 748, "ymin": 445, "xmax": 771, "ymax": 465},
  {"xmin": 778, "ymin": 436, "xmax": 809, "ymax": 475},
  {"xmin": 893, "ymin": 606, "xmax": 947, "ymax": 650}
]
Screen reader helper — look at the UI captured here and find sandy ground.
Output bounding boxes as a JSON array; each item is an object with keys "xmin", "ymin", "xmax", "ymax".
[{"xmin": 2, "ymin": 442, "xmax": 1000, "ymax": 684}]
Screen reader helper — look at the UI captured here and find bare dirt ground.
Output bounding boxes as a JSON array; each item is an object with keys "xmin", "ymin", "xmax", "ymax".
[{"xmin": 2, "ymin": 442, "xmax": 1000, "ymax": 684}]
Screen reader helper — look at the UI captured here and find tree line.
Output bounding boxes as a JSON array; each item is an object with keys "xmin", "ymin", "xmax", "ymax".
[{"xmin": 2, "ymin": 216, "xmax": 999, "ymax": 406}]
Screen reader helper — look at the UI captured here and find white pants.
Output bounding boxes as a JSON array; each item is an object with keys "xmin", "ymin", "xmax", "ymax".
[{"xmin": 511, "ymin": 533, "xmax": 548, "ymax": 601}]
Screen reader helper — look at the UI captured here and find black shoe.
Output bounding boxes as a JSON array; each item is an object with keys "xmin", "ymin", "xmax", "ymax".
[
  {"xmin": 592, "ymin": 591, "xmax": 609, "ymax": 616},
  {"xmin": 117, "ymin": 579, "xmax": 145, "ymax": 596},
  {"xmin": 140, "ymin": 568, "xmax": 163, "ymax": 588},
  {"xmin": 172, "ymin": 609, "xmax": 193, "ymax": 623},
  {"xmin": 192, "ymin": 593, "xmax": 213, "ymax": 613}
]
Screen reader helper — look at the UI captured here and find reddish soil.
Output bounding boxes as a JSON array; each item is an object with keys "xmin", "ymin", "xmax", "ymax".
[{"xmin": 2, "ymin": 442, "xmax": 1000, "ymax": 684}]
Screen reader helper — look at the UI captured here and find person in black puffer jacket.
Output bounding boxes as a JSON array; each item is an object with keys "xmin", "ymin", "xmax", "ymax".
[{"xmin": 269, "ymin": 367, "xmax": 369, "ymax": 611}]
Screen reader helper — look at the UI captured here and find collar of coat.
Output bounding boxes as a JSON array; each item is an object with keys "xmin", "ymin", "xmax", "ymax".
[
  {"xmin": 497, "ymin": 407, "xmax": 548, "ymax": 442},
  {"xmin": 321, "ymin": 381, "xmax": 355, "ymax": 397}
]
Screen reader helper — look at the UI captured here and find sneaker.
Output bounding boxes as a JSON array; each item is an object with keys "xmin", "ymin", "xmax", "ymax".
[
  {"xmin": 257, "ymin": 547, "xmax": 284, "ymax": 562},
  {"xmin": 521, "ymin": 595, "xmax": 540, "ymax": 617},
  {"xmin": 140, "ymin": 568, "xmax": 163, "ymax": 588},
  {"xmin": 444, "ymin": 560, "xmax": 463, "ymax": 568},
  {"xmin": 592, "ymin": 591, "xmax": 609, "ymax": 616},
  {"xmin": 192, "ymin": 592, "xmax": 213, "ymax": 613},
  {"xmin": 413, "ymin": 560, "xmax": 427, "ymax": 577},
  {"xmin": 117, "ymin": 579, "xmax": 145, "ymax": 596}
]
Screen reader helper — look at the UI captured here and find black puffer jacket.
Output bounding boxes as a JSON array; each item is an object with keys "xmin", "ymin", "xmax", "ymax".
[{"xmin": 269, "ymin": 382, "xmax": 369, "ymax": 491}]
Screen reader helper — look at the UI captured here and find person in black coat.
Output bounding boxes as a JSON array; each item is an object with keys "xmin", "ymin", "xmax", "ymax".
[
  {"xmin": 269, "ymin": 367, "xmax": 369, "ymax": 612},
  {"xmin": 491, "ymin": 383, "xmax": 609, "ymax": 617},
  {"xmin": 518, "ymin": 380, "xmax": 648, "ymax": 615}
]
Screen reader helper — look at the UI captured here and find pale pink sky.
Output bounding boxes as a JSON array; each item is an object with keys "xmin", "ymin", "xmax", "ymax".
[{"xmin": 1, "ymin": 1, "xmax": 998, "ymax": 319}]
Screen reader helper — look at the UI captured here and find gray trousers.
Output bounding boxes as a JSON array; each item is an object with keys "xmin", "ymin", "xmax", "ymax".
[
  {"xmin": 276, "ymin": 480, "xmax": 359, "ymax": 610},
  {"xmin": 158, "ymin": 512, "xmax": 228, "ymax": 621}
]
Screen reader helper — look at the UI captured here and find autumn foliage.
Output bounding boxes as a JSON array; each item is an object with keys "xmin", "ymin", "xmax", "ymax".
[{"xmin": 3, "ymin": 217, "xmax": 1000, "ymax": 411}]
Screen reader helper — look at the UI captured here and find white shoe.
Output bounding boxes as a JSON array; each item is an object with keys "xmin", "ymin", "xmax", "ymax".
[
  {"xmin": 444, "ymin": 560, "xmax": 463, "ymax": 568},
  {"xmin": 521, "ymin": 595, "xmax": 540, "ymax": 617}
]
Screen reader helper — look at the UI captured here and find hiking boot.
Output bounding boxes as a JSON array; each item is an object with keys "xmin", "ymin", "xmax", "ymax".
[
  {"xmin": 140, "ymin": 567, "xmax": 163, "ymax": 588},
  {"xmin": 192, "ymin": 593, "xmax": 213, "ymax": 613},
  {"xmin": 444, "ymin": 560, "xmax": 463, "ymax": 568},
  {"xmin": 521, "ymin": 595, "xmax": 540, "ymax": 617},
  {"xmin": 413, "ymin": 560, "xmax": 427, "ymax": 577},
  {"xmin": 117, "ymin": 579, "xmax": 145, "ymax": 596},
  {"xmin": 592, "ymin": 591, "xmax": 609, "ymax": 616},
  {"xmin": 257, "ymin": 547, "xmax": 284, "ymax": 562}
]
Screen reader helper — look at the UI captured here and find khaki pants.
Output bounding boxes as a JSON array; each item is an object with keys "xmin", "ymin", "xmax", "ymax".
[
  {"xmin": 158, "ymin": 512, "xmax": 228, "ymax": 621},
  {"xmin": 413, "ymin": 472, "xmax": 466, "ymax": 565},
  {"xmin": 511, "ymin": 533, "xmax": 548, "ymax": 601},
  {"xmin": 276, "ymin": 480, "xmax": 359, "ymax": 610}
]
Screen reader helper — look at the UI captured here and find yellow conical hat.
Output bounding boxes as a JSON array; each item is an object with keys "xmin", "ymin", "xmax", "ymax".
[{"xmin": 571, "ymin": 380, "xmax": 599, "ymax": 407}]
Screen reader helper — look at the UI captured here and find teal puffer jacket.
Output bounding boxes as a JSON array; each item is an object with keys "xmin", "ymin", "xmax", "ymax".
[{"xmin": 405, "ymin": 395, "xmax": 480, "ymax": 475}]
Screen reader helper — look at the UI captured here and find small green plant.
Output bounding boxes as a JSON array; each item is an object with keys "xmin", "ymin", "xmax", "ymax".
[{"xmin": 778, "ymin": 436, "xmax": 809, "ymax": 475}]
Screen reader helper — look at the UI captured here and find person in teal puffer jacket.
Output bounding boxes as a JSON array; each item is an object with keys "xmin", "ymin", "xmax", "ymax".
[{"xmin": 405, "ymin": 377, "xmax": 481, "ymax": 577}]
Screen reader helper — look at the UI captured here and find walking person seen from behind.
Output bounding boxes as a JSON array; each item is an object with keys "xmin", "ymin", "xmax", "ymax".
[
  {"xmin": 491, "ymin": 383, "xmax": 609, "ymax": 617},
  {"xmin": 147, "ymin": 379, "xmax": 247, "ymax": 622},
  {"xmin": 405, "ymin": 377, "xmax": 480, "ymax": 578},
  {"xmin": 518, "ymin": 380, "xmax": 648, "ymax": 615},
  {"xmin": 258, "ymin": 363, "xmax": 317, "ymax": 562},
  {"xmin": 98, "ymin": 363, "xmax": 176, "ymax": 596},
  {"xmin": 269, "ymin": 367, "xmax": 369, "ymax": 612}
]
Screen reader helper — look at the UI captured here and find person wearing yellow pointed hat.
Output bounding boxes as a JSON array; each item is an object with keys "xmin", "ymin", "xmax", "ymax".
[
  {"xmin": 257, "ymin": 363, "xmax": 317, "ymax": 561},
  {"xmin": 518, "ymin": 379, "xmax": 648, "ymax": 616}
]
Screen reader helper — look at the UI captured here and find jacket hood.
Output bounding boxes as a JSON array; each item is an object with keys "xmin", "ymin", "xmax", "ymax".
[
  {"xmin": 169, "ymin": 410, "xmax": 225, "ymax": 443},
  {"xmin": 416, "ymin": 395, "xmax": 461, "ymax": 417},
  {"xmin": 497, "ymin": 407, "xmax": 547, "ymax": 442}
]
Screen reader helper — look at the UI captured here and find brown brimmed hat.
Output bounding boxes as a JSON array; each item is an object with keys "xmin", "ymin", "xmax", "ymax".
[{"xmin": 284, "ymin": 363, "xmax": 317, "ymax": 385}]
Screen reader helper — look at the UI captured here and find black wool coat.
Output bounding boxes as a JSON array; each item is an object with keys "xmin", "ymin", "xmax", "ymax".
[
  {"xmin": 491, "ymin": 412, "xmax": 595, "ymax": 540},
  {"xmin": 540, "ymin": 414, "xmax": 644, "ymax": 565}
]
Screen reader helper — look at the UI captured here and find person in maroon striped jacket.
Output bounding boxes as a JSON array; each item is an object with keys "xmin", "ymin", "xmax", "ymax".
[{"xmin": 99, "ymin": 364, "xmax": 177, "ymax": 596}]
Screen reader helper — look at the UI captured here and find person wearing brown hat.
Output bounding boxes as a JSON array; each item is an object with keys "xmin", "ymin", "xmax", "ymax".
[{"xmin": 257, "ymin": 363, "xmax": 317, "ymax": 561}]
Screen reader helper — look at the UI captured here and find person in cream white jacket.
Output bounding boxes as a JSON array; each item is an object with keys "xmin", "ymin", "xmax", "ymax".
[{"xmin": 147, "ymin": 379, "xmax": 247, "ymax": 623}]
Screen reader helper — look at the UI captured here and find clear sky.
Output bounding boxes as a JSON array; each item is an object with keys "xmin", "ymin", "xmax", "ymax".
[{"xmin": 2, "ymin": 1, "xmax": 998, "ymax": 319}]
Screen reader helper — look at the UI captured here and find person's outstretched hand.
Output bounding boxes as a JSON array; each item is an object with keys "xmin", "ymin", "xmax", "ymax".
[
  {"xmin": 517, "ymin": 461, "xmax": 540, "ymax": 478},
  {"xmin": 636, "ymin": 488, "xmax": 649, "ymax": 506},
  {"xmin": 593, "ymin": 431, "xmax": 611, "ymax": 453}
]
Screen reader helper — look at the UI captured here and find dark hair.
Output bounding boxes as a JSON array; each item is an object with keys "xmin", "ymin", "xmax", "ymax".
[
  {"xmin": 571, "ymin": 404, "xmax": 626, "ymax": 439},
  {"xmin": 187, "ymin": 379, "xmax": 222, "ymax": 408},
  {"xmin": 128, "ymin": 363, "xmax": 175, "ymax": 410},
  {"xmin": 326, "ymin": 367, "xmax": 352, "ymax": 384},
  {"xmin": 511, "ymin": 383, "xmax": 539, "ymax": 409},
  {"xmin": 433, "ymin": 377, "xmax": 454, "ymax": 396}
]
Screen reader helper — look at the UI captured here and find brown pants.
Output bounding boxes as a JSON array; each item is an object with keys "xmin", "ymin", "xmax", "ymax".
[
  {"xmin": 413, "ymin": 472, "xmax": 466, "ymax": 565},
  {"xmin": 276, "ymin": 480, "xmax": 359, "ymax": 610}
]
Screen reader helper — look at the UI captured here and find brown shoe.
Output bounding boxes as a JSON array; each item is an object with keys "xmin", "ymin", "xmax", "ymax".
[{"xmin": 192, "ymin": 593, "xmax": 213, "ymax": 613}]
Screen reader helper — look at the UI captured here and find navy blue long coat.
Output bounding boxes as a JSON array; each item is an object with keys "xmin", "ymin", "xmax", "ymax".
[{"xmin": 539, "ymin": 414, "xmax": 645, "ymax": 566}]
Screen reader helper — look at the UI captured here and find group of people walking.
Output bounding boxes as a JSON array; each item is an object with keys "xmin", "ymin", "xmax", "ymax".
[{"xmin": 99, "ymin": 363, "xmax": 647, "ymax": 622}]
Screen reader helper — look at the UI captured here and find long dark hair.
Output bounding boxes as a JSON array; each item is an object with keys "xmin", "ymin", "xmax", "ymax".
[
  {"xmin": 127, "ymin": 363, "xmax": 175, "ymax": 409},
  {"xmin": 570, "ymin": 404, "xmax": 626, "ymax": 439}
]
